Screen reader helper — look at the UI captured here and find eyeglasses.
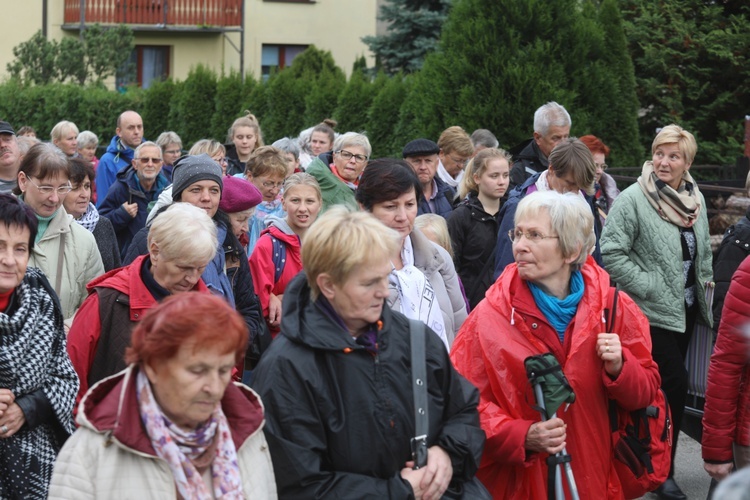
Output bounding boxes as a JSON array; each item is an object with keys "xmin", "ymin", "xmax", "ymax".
[
  {"xmin": 261, "ymin": 180, "xmax": 284, "ymax": 189},
  {"xmin": 449, "ymin": 155, "xmax": 470, "ymax": 167},
  {"xmin": 213, "ymin": 157, "xmax": 228, "ymax": 166},
  {"xmin": 336, "ymin": 149, "xmax": 368, "ymax": 164},
  {"xmin": 508, "ymin": 228, "xmax": 560, "ymax": 243},
  {"xmin": 27, "ymin": 177, "xmax": 73, "ymax": 196},
  {"xmin": 136, "ymin": 157, "xmax": 163, "ymax": 164},
  {"xmin": 595, "ymin": 162, "xmax": 608, "ymax": 171}
]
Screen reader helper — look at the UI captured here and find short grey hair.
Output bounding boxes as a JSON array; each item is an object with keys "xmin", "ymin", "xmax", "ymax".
[
  {"xmin": 155, "ymin": 131, "xmax": 182, "ymax": 151},
  {"xmin": 76, "ymin": 130, "xmax": 99, "ymax": 150},
  {"xmin": 470, "ymin": 129, "xmax": 499, "ymax": 149},
  {"xmin": 272, "ymin": 137, "xmax": 301, "ymax": 159},
  {"xmin": 134, "ymin": 141, "xmax": 162, "ymax": 159},
  {"xmin": 148, "ymin": 203, "xmax": 217, "ymax": 263},
  {"xmin": 533, "ymin": 102, "xmax": 572, "ymax": 137},
  {"xmin": 333, "ymin": 132, "xmax": 371, "ymax": 158},
  {"xmin": 514, "ymin": 190, "xmax": 594, "ymax": 269}
]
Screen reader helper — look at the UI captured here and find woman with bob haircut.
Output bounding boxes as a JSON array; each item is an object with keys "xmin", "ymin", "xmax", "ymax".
[
  {"xmin": 601, "ymin": 124, "xmax": 712, "ymax": 499},
  {"xmin": 356, "ymin": 158, "xmax": 467, "ymax": 347},
  {"xmin": 14, "ymin": 143, "xmax": 104, "ymax": 319},
  {"xmin": 67, "ymin": 202, "xmax": 217, "ymax": 406},
  {"xmin": 249, "ymin": 172, "xmax": 322, "ymax": 336},
  {"xmin": 306, "ymin": 131, "xmax": 371, "ymax": 212},
  {"xmin": 51, "ymin": 120, "xmax": 79, "ymax": 158},
  {"xmin": 252, "ymin": 207, "xmax": 483, "ymax": 499},
  {"xmin": 451, "ymin": 190, "xmax": 660, "ymax": 499},
  {"xmin": 0, "ymin": 194, "xmax": 78, "ymax": 499},
  {"xmin": 225, "ymin": 111, "xmax": 264, "ymax": 176},
  {"xmin": 50, "ymin": 293, "xmax": 278, "ymax": 499}
]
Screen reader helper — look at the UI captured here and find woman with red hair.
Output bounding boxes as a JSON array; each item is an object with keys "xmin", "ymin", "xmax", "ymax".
[
  {"xmin": 579, "ymin": 135, "xmax": 619, "ymax": 226},
  {"xmin": 49, "ymin": 293, "xmax": 278, "ymax": 498}
]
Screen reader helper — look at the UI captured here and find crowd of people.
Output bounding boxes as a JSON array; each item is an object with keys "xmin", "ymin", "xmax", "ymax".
[{"xmin": 0, "ymin": 98, "xmax": 747, "ymax": 500}]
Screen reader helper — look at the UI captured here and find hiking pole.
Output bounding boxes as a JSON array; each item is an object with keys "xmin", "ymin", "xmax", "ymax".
[{"xmin": 533, "ymin": 383, "xmax": 580, "ymax": 500}]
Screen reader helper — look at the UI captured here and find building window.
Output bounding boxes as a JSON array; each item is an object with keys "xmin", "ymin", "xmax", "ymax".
[
  {"xmin": 261, "ymin": 44, "xmax": 308, "ymax": 80},
  {"xmin": 117, "ymin": 45, "xmax": 170, "ymax": 90}
]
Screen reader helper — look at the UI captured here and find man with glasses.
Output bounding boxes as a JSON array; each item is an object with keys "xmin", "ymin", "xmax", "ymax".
[
  {"xmin": 493, "ymin": 138, "xmax": 603, "ymax": 279},
  {"xmin": 509, "ymin": 101, "xmax": 571, "ymax": 190},
  {"xmin": 436, "ymin": 126, "xmax": 474, "ymax": 193},
  {"xmin": 402, "ymin": 138, "xmax": 455, "ymax": 218},
  {"xmin": 0, "ymin": 121, "xmax": 21, "ymax": 194},
  {"xmin": 99, "ymin": 141, "xmax": 168, "ymax": 258},
  {"xmin": 96, "ymin": 110, "xmax": 145, "ymax": 207}
]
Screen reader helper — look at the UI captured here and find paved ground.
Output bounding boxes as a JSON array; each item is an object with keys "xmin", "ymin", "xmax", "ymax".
[{"xmin": 639, "ymin": 431, "xmax": 710, "ymax": 500}]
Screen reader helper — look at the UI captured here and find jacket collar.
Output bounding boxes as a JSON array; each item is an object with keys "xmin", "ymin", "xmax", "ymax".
[
  {"xmin": 37, "ymin": 206, "xmax": 72, "ymax": 243},
  {"xmin": 79, "ymin": 365, "xmax": 265, "ymax": 456}
]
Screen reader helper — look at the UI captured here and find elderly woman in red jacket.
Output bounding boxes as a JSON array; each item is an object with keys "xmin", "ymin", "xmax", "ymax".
[
  {"xmin": 702, "ymin": 255, "xmax": 750, "ymax": 481},
  {"xmin": 450, "ymin": 190, "xmax": 660, "ymax": 499}
]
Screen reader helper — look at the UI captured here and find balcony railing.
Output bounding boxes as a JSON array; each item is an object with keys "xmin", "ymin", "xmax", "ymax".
[{"xmin": 63, "ymin": 0, "xmax": 242, "ymax": 28}]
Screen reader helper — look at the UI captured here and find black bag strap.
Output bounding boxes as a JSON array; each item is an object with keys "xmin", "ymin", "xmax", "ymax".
[
  {"xmin": 606, "ymin": 285, "xmax": 621, "ymax": 432},
  {"xmin": 408, "ymin": 319, "xmax": 429, "ymax": 469}
]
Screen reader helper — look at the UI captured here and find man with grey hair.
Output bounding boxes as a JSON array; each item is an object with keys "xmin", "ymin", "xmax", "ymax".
[
  {"xmin": 470, "ymin": 129, "xmax": 499, "ymax": 152},
  {"xmin": 0, "ymin": 121, "xmax": 21, "ymax": 194},
  {"xmin": 509, "ymin": 101, "xmax": 571, "ymax": 190}
]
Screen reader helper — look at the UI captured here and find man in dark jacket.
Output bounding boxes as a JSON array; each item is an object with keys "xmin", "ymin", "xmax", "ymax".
[
  {"xmin": 712, "ymin": 204, "xmax": 750, "ymax": 328},
  {"xmin": 99, "ymin": 141, "xmax": 168, "ymax": 259},
  {"xmin": 403, "ymin": 138, "xmax": 456, "ymax": 218},
  {"xmin": 509, "ymin": 101, "xmax": 571, "ymax": 190},
  {"xmin": 494, "ymin": 138, "xmax": 602, "ymax": 278}
]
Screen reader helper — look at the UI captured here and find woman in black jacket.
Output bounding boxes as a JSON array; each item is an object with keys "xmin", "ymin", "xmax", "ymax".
[
  {"xmin": 447, "ymin": 148, "xmax": 511, "ymax": 309},
  {"xmin": 252, "ymin": 207, "xmax": 484, "ymax": 499}
]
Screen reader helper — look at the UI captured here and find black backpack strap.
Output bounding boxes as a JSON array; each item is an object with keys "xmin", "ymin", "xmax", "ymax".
[
  {"xmin": 606, "ymin": 285, "xmax": 620, "ymax": 433},
  {"xmin": 408, "ymin": 319, "xmax": 429, "ymax": 469}
]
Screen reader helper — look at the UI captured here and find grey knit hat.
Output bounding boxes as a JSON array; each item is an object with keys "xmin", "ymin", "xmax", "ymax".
[{"xmin": 171, "ymin": 154, "xmax": 223, "ymax": 201}]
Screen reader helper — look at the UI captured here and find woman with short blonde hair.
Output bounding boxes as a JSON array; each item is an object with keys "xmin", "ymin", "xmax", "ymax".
[{"xmin": 51, "ymin": 120, "xmax": 79, "ymax": 157}]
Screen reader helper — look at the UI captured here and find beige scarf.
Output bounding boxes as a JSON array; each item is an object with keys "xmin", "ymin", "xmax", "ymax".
[{"xmin": 637, "ymin": 161, "xmax": 701, "ymax": 228}]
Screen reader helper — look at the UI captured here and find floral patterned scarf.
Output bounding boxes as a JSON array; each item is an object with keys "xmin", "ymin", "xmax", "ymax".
[{"xmin": 135, "ymin": 369, "xmax": 244, "ymax": 499}]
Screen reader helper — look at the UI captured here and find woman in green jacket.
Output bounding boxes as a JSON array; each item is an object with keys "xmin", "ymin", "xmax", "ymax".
[{"xmin": 600, "ymin": 124, "xmax": 712, "ymax": 500}]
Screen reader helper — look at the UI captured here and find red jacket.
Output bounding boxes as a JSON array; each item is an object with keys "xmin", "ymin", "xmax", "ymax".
[
  {"xmin": 702, "ymin": 255, "xmax": 750, "ymax": 462},
  {"xmin": 248, "ymin": 225, "xmax": 302, "ymax": 336},
  {"xmin": 67, "ymin": 255, "xmax": 209, "ymax": 407},
  {"xmin": 450, "ymin": 257, "xmax": 660, "ymax": 499}
]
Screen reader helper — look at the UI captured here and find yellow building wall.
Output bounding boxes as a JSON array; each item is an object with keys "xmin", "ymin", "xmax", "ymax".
[{"xmin": 0, "ymin": 0, "xmax": 377, "ymax": 85}]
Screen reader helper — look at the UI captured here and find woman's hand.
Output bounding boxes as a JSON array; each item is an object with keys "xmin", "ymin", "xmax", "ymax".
[
  {"xmin": 399, "ymin": 446, "xmax": 453, "ymax": 500},
  {"xmin": 525, "ymin": 418, "xmax": 566, "ymax": 455},
  {"xmin": 0, "ymin": 389, "xmax": 14, "ymax": 417},
  {"xmin": 704, "ymin": 462, "xmax": 733, "ymax": 482},
  {"xmin": 597, "ymin": 333, "xmax": 623, "ymax": 378},
  {"xmin": 268, "ymin": 294, "xmax": 282, "ymax": 326},
  {"xmin": 0, "ymin": 402, "xmax": 26, "ymax": 438}
]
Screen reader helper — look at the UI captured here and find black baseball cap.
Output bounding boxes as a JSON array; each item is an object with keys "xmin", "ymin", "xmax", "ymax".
[{"xmin": 0, "ymin": 121, "xmax": 15, "ymax": 136}]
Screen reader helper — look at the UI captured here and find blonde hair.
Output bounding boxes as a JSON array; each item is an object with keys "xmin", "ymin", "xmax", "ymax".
[
  {"xmin": 50, "ymin": 120, "xmax": 79, "ymax": 143},
  {"xmin": 188, "ymin": 139, "xmax": 226, "ymax": 158},
  {"xmin": 226, "ymin": 110, "xmax": 264, "ymax": 148},
  {"xmin": 246, "ymin": 146, "xmax": 289, "ymax": 178},
  {"xmin": 515, "ymin": 191, "xmax": 595, "ymax": 269},
  {"xmin": 438, "ymin": 126, "xmax": 473, "ymax": 157},
  {"xmin": 459, "ymin": 147, "xmax": 513, "ymax": 199},
  {"xmin": 414, "ymin": 214, "xmax": 453, "ymax": 259},
  {"xmin": 283, "ymin": 172, "xmax": 321, "ymax": 201},
  {"xmin": 652, "ymin": 124, "xmax": 697, "ymax": 165},
  {"xmin": 302, "ymin": 206, "xmax": 400, "ymax": 300},
  {"xmin": 148, "ymin": 203, "xmax": 217, "ymax": 263}
]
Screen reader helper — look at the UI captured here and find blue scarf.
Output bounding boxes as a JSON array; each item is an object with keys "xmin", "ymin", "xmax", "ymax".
[
  {"xmin": 528, "ymin": 270, "xmax": 585, "ymax": 343},
  {"xmin": 201, "ymin": 222, "xmax": 236, "ymax": 306}
]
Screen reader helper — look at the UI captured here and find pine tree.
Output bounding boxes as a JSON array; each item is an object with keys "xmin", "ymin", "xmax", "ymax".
[
  {"xmin": 168, "ymin": 64, "xmax": 217, "ymax": 146},
  {"xmin": 362, "ymin": 0, "xmax": 451, "ymax": 75},
  {"xmin": 334, "ymin": 68, "xmax": 376, "ymax": 134},
  {"xmin": 366, "ymin": 72, "xmax": 406, "ymax": 157},
  {"xmin": 142, "ymin": 78, "xmax": 175, "ymax": 138}
]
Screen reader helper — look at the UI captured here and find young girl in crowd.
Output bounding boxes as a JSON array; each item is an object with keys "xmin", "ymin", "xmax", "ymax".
[
  {"xmin": 299, "ymin": 119, "xmax": 336, "ymax": 169},
  {"xmin": 245, "ymin": 146, "xmax": 290, "ymax": 253},
  {"xmin": 249, "ymin": 173, "xmax": 322, "ymax": 336},
  {"xmin": 226, "ymin": 111, "xmax": 263, "ymax": 176},
  {"xmin": 447, "ymin": 147, "xmax": 511, "ymax": 309}
]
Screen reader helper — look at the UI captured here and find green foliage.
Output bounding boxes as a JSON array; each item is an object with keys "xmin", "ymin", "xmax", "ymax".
[
  {"xmin": 211, "ymin": 70, "xmax": 251, "ymax": 142},
  {"xmin": 334, "ymin": 69, "xmax": 376, "ymax": 133},
  {"xmin": 363, "ymin": 0, "xmax": 452, "ymax": 75},
  {"xmin": 304, "ymin": 69, "xmax": 346, "ymax": 129},
  {"xmin": 141, "ymin": 78, "xmax": 176, "ymax": 139},
  {"xmin": 619, "ymin": 0, "xmax": 750, "ymax": 165},
  {"xmin": 169, "ymin": 64, "xmax": 217, "ymax": 146},
  {"xmin": 7, "ymin": 26, "xmax": 134, "ymax": 86},
  {"xmin": 262, "ymin": 69, "xmax": 308, "ymax": 142},
  {"xmin": 367, "ymin": 72, "xmax": 409, "ymax": 157}
]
